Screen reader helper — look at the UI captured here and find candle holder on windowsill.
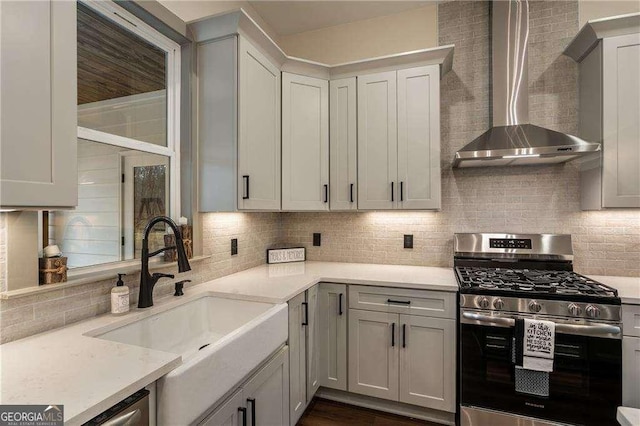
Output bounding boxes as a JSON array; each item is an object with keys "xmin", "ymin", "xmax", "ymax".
[
  {"xmin": 164, "ymin": 224, "xmax": 193, "ymax": 262},
  {"xmin": 39, "ymin": 256, "xmax": 68, "ymax": 285}
]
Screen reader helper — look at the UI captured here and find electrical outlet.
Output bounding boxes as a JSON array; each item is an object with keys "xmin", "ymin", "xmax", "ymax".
[
  {"xmin": 313, "ymin": 233, "xmax": 321, "ymax": 246},
  {"xmin": 404, "ymin": 234, "xmax": 413, "ymax": 249},
  {"xmin": 231, "ymin": 238, "xmax": 238, "ymax": 255}
]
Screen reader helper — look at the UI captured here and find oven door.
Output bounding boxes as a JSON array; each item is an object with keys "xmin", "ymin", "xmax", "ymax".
[{"xmin": 460, "ymin": 311, "xmax": 622, "ymax": 426}]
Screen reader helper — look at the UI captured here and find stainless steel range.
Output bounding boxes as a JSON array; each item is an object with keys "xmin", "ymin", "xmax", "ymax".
[{"xmin": 455, "ymin": 233, "xmax": 622, "ymax": 426}]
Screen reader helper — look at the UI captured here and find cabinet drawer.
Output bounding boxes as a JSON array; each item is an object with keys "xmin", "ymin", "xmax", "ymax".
[
  {"xmin": 348, "ymin": 285, "xmax": 456, "ymax": 319},
  {"xmin": 623, "ymin": 304, "xmax": 640, "ymax": 337}
]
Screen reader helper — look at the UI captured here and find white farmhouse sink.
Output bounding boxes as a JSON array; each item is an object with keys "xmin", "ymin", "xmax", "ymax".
[{"xmin": 96, "ymin": 296, "xmax": 288, "ymax": 425}]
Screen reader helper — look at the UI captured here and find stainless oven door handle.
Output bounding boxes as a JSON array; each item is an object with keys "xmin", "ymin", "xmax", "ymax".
[{"xmin": 461, "ymin": 312, "xmax": 622, "ymax": 338}]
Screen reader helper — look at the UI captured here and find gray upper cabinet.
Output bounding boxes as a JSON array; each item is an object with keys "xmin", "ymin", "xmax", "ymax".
[
  {"xmin": 0, "ymin": 0, "xmax": 77, "ymax": 208},
  {"xmin": 357, "ymin": 66, "xmax": 442, "ymax": 210},
  {"xmin": 329, "ymin": 78, "xmax": 358, "ymax": 211},
  {"xmin": 195, "ymin": 33, "xmax": 281, "ymax": 212},
  {"xmin": 567, "ymin": 17, "xmax": 640, "ymax": 209},
  {"xmin": 282, "ymin": 73, "xmax": 329, "ymax": 211}
]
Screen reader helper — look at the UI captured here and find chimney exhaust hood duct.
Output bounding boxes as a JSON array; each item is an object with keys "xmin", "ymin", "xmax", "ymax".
[{"xmin": 452, "ymin": 0, "xmax": 600, "ymax": 168}]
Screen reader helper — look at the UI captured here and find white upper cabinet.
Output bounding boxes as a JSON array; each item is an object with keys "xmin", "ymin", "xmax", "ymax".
[
  {"xmin": 0, "ymin": 0, "xmax": 77, "ymax": 208},
  {"xmin": 196, "ymin": 34, "xmax": 281, "ymax": 212},
  {"xmin": 282, "ymin": 73, "xmax": 329, "ymax": 211},
  {"xmin": 397, "ymin": 65, "xmax": 441, "ymax": 210},
  {"xmin": 567, "ymin": 16, "xmax": 640, "ymax": 210},
  {"xmin": 602, "ymin": 34, "xmax": 640, "ymax": 208},
  {"xmin": 238, "ymin": 37, "xmax": 281, "ymax": 210},
  {"xmin": 357, "ymin": 66, "xmax": 441, "ymax": 210},
  {"xmin": 357, "ymin": 71, "xmax": 398, "ymax": 210},
  {"xmin": 329, "ymin": 78, "xmax": 358, "ymax": 210}
]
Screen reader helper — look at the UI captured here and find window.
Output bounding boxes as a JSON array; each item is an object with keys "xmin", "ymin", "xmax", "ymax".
[{"xmin": 45, "ymin": 1, "xmax": 181, "ymax": 270}]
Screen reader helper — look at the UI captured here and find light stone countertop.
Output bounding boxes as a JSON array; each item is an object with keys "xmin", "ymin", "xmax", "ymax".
[
  {"xmin": 0, "ymin": 261, "xmax": 457, "ymax": 425},
  {"xmin": 588, "ymin": 275, "xmax": 640, "ymax": 305},
  {"xmin": 617, "ymin": 406, "xmax": 640, "ymax": 426}
]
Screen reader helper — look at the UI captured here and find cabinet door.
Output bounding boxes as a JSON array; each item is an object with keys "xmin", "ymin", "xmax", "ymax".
[
  {"xmin": 397, "ymin": 66, "xmax": 441, "ymax": 210},
  {"xmin": 0, "ymin": 0, "xmax": 77, "ymax": 208},
  {"xmin": 238, "ymin": 36, "xmax": 281, "ymax": 210},
  {"xmin": 282, "ymin": 73, "xmax": 329, "ymax": 211},
  {"xmin": 197, "ymin": 36, "xmax": 238, "ymax": 212},
  {"xmin": 288, "ymin": 292, "xmax": 307, "ymax": 425},
  {"xmin": 200, "ymin": 390, "xmax": 243, "ymax": 426},
  {"xmin": 357, "ymin": 71, "xmax": 397, "ymax": 210},
  {"xmin": 306, "ymin": 285, "xmax": 321, "ymax": 401},
  {"xmin": 243, "ymin": 346, "xmax": 290, "ymax": 426},
  {"xmin": 623, "ymin": 336, "xmax": 640, "ymax": 408},
  {"xmin": 348, "ymin": 309, "xmax": 399, "ymax": 401},
  {"xmin": 602, "ymin": 34, "xmax": 640, "ymax": 208},
  {"xmin": 329, "ymin": 78, "xmax": 357, "ymax": 210},
  {"xmin": 319, "ymin": 283, "xmax": 347, "ymax": 391},
  {"xmin": 399, "ymin": 315, "xmax": 456, "ymax": 412}
]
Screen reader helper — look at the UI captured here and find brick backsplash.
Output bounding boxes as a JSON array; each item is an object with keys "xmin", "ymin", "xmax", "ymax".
[{"xmin": 1, "ymin": 1, "xmax": 638, "ymax": 344}]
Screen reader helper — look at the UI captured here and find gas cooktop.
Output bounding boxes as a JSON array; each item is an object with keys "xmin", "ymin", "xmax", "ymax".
[{"xmin": 456, "ymin": 266, "xmax": 619, "ymax": 301}]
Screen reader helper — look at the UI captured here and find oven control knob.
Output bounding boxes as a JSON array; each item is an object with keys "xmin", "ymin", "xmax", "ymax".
[
  {"xmin": 477, "ymin": 297, "xmax": 490, "ymax": 309},
  {"xmin": 529, "ymin": 300, "xmax": 542, "ymax": 313},
  {"xmin": 493, "ymin": 298, "xmax": 505, "ymax": 310},
  {"xmin": 568, "ymin": 303, "xmax": 582, "ymax": 316},
  {"xmin": 586, "ymin": 305, "xmax": 601, "ymax": 319}
]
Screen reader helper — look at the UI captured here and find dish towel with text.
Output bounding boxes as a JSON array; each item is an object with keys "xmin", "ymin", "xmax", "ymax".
[{"xmin": 520, "ymin": 318, "xmax": 555, "ymax": 372}]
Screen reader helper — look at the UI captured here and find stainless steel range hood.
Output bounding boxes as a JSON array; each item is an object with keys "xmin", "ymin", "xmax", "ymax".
[{"xmin": 452, "ymin": 0, "xmax": 600, "ymax": 168}]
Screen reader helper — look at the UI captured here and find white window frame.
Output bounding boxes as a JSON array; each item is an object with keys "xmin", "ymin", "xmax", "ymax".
[
  {"xmin": 77, "ymin": 0, "xmax": 181, "ymax": 222},
  {"xmin": 59, "ymin": 0, "xmax": 182, "ymax": 276}
]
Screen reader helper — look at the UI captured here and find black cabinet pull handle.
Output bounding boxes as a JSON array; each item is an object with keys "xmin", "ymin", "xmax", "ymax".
[
  {"xmin": 324, "ymin": 184, "xmax": 328, "ymax": 203},
  {"xmin": 238, "ymin": 407, "xmax": 247, "ymax": 426},
  {"xmin": 350, "ymin": 183, "xmax": 354, "ymax": 203},
  {"xmin": 391, "ymin": 322, "xmax": 396, "ymax": 347},
  {"xmin": 400, "ymin": 181, "xmax": 404, "ymax": 202},
  {"xmin": 402, "ymin": 324, "xmax": 406, "ymax": 348},
  {"xmin": 338, "ymin": 293, "xmax": 343, "ymax": 316},
  {"xmin": 391, "ymin": 182, "xmax": 394, "ymax": 202},
  {"xmin": 247, "ymin": 398, "xmax": 256, "ymax": 426},
  {"xmin": 387, "ymin": 299, "xmax": 411, "ymax": 305},
  {"xmin": 242, "ymin": 175, "xmax": 250, "ymax": 199},
  {"xmin": 302, "ymin": 302, "xmax": 308, "ymax": 326}
]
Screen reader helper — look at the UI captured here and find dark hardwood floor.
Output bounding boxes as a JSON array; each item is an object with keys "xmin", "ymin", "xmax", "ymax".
[{"xmin": 297, "ymin": 398, "xmax": 440, "ymax": 426}]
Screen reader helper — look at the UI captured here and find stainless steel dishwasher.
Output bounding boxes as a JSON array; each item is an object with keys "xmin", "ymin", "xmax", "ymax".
[{"xmin": 83, "ymin": 389, "xmax": 150, "ymax": 426}]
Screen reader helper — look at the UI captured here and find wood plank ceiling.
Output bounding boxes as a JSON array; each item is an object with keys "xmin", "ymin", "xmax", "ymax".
[{"xmin": 77, "ymin": 3, "xmax": 166, "ymax": 105}]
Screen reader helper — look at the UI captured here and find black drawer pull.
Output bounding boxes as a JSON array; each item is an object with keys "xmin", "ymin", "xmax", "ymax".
[
  {"xmin": 391, "ymin": 322, "xmax": 395, "ymax": 347},
  {"xmin": 302, "ymin": 302, "xmax": 308, "ymax": 326},
  {"xmin": 242, "ymin": 175, "xmax": 250, "ymax": 199},
  {"xmin": 338, "ymin": 293, "xmax": 343, "ymax": 316},
  {"xmin": 387, "ymin": 299, "xmax": 411, "ymax": 305}
]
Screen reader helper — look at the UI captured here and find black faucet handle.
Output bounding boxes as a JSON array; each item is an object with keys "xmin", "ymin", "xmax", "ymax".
[
  {"xmin": 174, "ymin": 280, "xmax": 191, "ymax": 296},
  {"xmin": 152, "ymin": 272, "xmax": 175, "ymax": 282}
]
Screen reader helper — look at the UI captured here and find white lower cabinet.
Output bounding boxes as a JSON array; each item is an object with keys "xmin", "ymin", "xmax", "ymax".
[
  {"xmin": 399, "ymin": 315, "xmax": 456, "ymax": 412},
  {"xmin": 200, "ymin": 346, "xmax": 289, "ymax": 426},
  {"xmin": 348, "ymin": 307, "xmax": 456, "ymax": 412},
  {"xmin": 348, "ymin": 309, "xmax": 400, "ymax": 401},
  {"xmin": 623, "ymin": 336, "xmax": 640, "ymax": 408},
  {"xmin": 288, "ymin": 285, "xmax": 319, "ymax": 425},
  {"xmin": 319, "ymin": 283, "xmax": 347, "ymax": 390}
]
